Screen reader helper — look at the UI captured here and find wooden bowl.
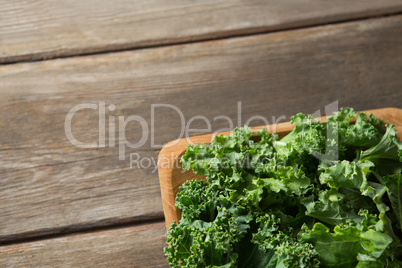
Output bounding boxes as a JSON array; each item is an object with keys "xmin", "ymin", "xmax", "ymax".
[{"xmin": 157, "ymin": 108, "xmax": 402, "ymax": 229}]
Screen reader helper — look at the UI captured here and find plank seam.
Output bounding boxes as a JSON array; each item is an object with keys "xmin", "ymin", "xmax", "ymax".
[
  {"xmin": 0, "ymin": 213, "xmax": 165, "ymax": 246},
  {"xmin": 1, "ymin": 11, "xmax": 402, "ymax": 66}
]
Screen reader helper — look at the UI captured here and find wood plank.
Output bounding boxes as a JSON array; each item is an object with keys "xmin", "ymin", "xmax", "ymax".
[
  {"xmin": 0, "ymin": 222, "xmax": 168, "ymax": 267},
  {"xmin": 0, "ymin": 15, "xmax": 401, "ymax": 243},
  {"xmin": 1, "ymin": 0, "xmax": 402, "ymax": 63}
]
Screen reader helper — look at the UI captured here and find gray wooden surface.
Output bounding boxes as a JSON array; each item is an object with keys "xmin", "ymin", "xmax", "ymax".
[
  {"xmin": 0, "ymin": 222, "xmax": 168, "ymax": 267},
  {"xmin": 1, "ymin": 15, "xmax": 401, "ymax": 244},
  {"xmin": 1, "ymin": 0, "xmax": 402, "ymax": 63},
  {"xmin": 0, "ymin": 2, "xmax": 401, "ymax": 267}
]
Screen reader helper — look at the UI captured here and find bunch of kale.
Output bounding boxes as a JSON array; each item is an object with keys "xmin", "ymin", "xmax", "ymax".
[{"xmin": 165, "ymin": 108, "xmax": 402, "ymax": 267}]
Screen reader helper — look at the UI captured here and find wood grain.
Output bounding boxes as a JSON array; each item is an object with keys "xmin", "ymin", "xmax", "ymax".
[
  {"xmin": 0, "ymin": 222, "xmax": 168, "ymax": 267},
  {"xmin": 158, "ymin": 108, "xmax": 402, "ymax": 229},
  {"xmin": 0, "ymin": 15, "xmax": 401, "ymax": 242},
  {"xmin": 1, "ymin": 0, "xmax": 402, "ymax": 63}
]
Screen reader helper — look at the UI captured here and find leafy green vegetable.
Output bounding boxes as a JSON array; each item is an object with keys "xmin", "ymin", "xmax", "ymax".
[
  {"xmin": 165, "ymin": 108, "xmax": 402, "ymax": 267},
  {"xmin": 385, "ymin": 174, "xmax": 402, "ymax": 233},
  {"xmin": 361, "ymin": 125, "xmax": 402, "ymax": 162}
]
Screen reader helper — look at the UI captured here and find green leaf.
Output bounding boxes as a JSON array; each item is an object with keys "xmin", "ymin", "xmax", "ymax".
[
  {"xmin": 385, "ymin": 174, "xmax": 402, "ymax": 233},
  {"xmin": 340, "ymin": 112, "xmax": 384, "ymax": 148},
  {"xmin": 299, "ymin": 221, "xmax": 392, "ymax": 267},
  {"xmin": 301, "ymin": 189, "xmax": 364, "ymax": 226},
  {"xmin": 318, "ymin": 160, "xmax": 373, "ymax": 191},
  {"xmin": 361, "ymin": 124, "xmax": 402, "ymax": 162},
  {"xmin": 251, "ymin": 214, "xmax": 320, "ymax": 267}
]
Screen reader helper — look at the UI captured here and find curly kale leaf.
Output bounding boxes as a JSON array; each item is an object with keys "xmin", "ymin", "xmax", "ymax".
[
  {"xmin": 385, "ymin": 174, "xmax": 402, "ymax": 233},
  {"xmin": 361, "ymin": 124, "xmax": 402, "ymax": 162},
  {"xmin": 166, "ymin": 180, "xmax": 252, "ymax": 267},
  {"xmin": 166, "ymin": 108, "xmax": 402, "ymax": 267},
  {"xmin": 280, "ymin": 113, "xmax": 327, "ymax": 157},
  {"xmin": 339, "ymin": 112, "xmax": 384, "ymax": 148},
  {"xmin": 251, "ymin": 214, "xmax": 320, "ymax": 268},
  {"xmin": 299, "ymin": 217, "xmax": 392, "ymax": 268}
]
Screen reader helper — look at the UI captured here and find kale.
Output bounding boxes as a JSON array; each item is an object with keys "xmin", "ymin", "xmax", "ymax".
[{"xmin": 165, "ymin": 108, "xmax": 402, "ymax": 267}]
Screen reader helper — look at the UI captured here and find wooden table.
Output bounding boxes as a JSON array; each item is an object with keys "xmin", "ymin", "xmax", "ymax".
[{"xmin": 0, "ymin": 1, "xmax": 401, "ymax": 267}]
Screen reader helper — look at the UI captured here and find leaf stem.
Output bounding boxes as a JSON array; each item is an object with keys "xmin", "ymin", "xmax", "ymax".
[{"xmin": 373, "ymin": 171, "xmax": 385, "ymax": 185}]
